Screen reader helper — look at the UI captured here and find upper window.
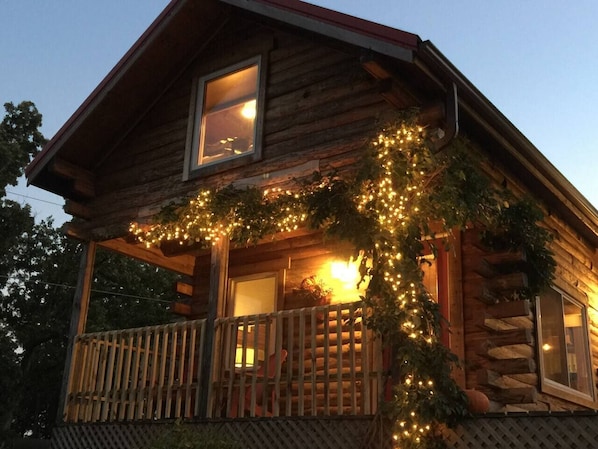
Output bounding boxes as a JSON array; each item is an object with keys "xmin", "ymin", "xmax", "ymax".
[
  {"xmin": 186, "ymin": 57, "xmax": 263, "ymax": 177},
  {"xmin": 537, "ymin": 287, "xmax": 594, "ymax": 403}
]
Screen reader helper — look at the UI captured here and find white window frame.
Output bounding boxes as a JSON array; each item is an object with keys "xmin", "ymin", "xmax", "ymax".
[
  {"xmin": 184, "ymin": 55, "xmax": 265, "ymax": 179},
  {"xmin": 536, "ymin": 286, "xmax": 596, "ymax": 406}
]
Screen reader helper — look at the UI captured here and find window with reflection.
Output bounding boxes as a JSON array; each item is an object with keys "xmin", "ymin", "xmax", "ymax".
[
  {"xmin": 537, "ymin": 287, "xmax": 594, "ymax": 401},
  {"xmin": 188, "ymin": 57, "xmax": 262, "ymax": 172}
]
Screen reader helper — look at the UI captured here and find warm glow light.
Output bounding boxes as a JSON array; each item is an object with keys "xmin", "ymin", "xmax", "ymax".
[
  {"xmin": 542, "ymin": 343, "xmax": 552, "ymax": 352},
  {"xmin": 241, "ymin": 100, "xmax": 256, "ymax": 119},
  {"xmin": 331, "ymin": 260, "xmax": 358, "ymax": 285},
  {"xmin": 330, "ymin": 251, "xmax": 370, "ymax": 290},
  {"xmin": 235, "ymin": 347, "xmax": 255, "ymax": 368}
]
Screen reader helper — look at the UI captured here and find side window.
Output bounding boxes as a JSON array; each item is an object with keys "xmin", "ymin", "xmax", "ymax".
[
  {"xmin": 537, "ymin": 287, "xmax": 595, "ymax": 404},
  {"xmin": 185, "ymin": 56, "xmax": 264, "ymax": 178}
]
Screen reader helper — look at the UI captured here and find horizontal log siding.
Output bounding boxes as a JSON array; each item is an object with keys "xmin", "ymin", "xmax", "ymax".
[
  {"xmin": 461, "ymin": 145, "xmax": 598, "ymax": 412},
  {"xmin": 74, "ymin": 17, "xmax": 392, "ymax": 238}
]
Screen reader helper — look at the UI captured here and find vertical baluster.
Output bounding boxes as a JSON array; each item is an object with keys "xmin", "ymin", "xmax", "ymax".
[
  {"xmin": 164, "ymin": 325, "xmax": 177, "ymax": 418},
  {"xmin": 324, "ymin": 307, "xmax": 338, "ymax": 415},
  {"xmin": 184, "ymin": 322, "xmax": 197, "ymax": 418},
  {"xmin": 348, "ymin": 304, "xmax": 358, "ymax": 414},
  {"xmin": 336, "ymin": 304, "xmax": 343, "ymax": 415},
  {"xmin": 90, "ymin": 333, "xmax": 106, "ymax": 421},
  {"xmin": 117, "ymin": 331, "xmax": 135, "ymax": 420},
  {"xmin": 195, "ymin": 320, "xmax": 205, "ymax": 417},
  {"xmin": 83, "ymin": 336, "xmax": 101, "ymax": 422},
  {"xmin": 126, "ymin": 329, "xmax": 143, "ymax": 420},
  {"xmin": 223, "ymin": 318, "xmax": 237, "ymax": 417},
  {"xmin": 175, "ymin": 323, "xmax": 188, "ymax": 417},
  {"xmin": 155, "ymin": 325, "xmax": 169, "ymax": 419},
  {"xmin": 361, "ymin": 307, "xmax": 371, "ymax": 415},
  {"xmin": 100, "ymin": 331, "xmax": 117, "ymax": 422},
  {"xmin": 297, "ymin": 309, "xmax": 305, "ymax": 416},
  {"xmin": 146, "ymin": 328, "xmax": 160, "ymax": 418},
  {"xmin": 135, "ymin": 328, "xmax": 158, "ymax": 419},
  {"xmin": 273, "ymin": 313, "xmax": 284, "ymax": 417},
  {"xmin": 309, "ymin": 307, "xmax": 317, "ymax": 416},
  {"xmin": 285, "ymin": 311, "xmax": 295, "ymax": 417},
  {"xmin": 69, "ymin": 336, "xmax": 88, "ymax": 422}
]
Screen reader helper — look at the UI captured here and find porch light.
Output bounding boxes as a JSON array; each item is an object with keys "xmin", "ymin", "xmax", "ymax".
[
  {"xmin": 331, "ymin": 260, "xmax": 358, "ymax": 286},
  {"xmin": 235, "ymin": 347, "xmax": 256, "ymax": 368},
  {"xmin": 330, "ymin": 250, "xmax": 370, "ymax": 290}
]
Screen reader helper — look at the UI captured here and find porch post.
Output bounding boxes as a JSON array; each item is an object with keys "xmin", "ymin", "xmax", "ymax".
[
  {"xmin": 198, "ymin": 237, "xmax": 229, "ymax": 416},
  {"xmin": 56, "ymin": 240, "xmax": 97, "ymax": 423}
]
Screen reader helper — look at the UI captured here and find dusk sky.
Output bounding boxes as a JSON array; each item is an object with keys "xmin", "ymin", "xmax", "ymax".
[{"xmin": 3, "ymin": 1, "xmax": 597, "ymax": 224}]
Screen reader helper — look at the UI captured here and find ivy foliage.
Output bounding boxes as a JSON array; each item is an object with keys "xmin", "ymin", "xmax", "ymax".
[{"xmin": 131, "ymin": 113, "xmax": 556, "ymax": 448}]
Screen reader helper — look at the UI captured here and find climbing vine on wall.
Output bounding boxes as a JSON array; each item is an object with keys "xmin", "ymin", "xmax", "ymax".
[{"xmin": 130, "ymin": 113, "xmax": 555, "ymax": 448}]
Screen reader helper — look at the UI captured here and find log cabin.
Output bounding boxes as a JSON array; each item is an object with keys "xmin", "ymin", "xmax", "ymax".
[{"xmin": 25, "ymin": 0, "xmax": 598, "ymax": 448}]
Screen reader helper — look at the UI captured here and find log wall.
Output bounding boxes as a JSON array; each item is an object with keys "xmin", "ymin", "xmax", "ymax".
[
  {"xmin": 74, "ymin": 14, "xmax": 396, "ymax": 239},
  {"xmin": 461, "ymin": 157, "xmax": 598, "ymax": 412},
  {"xmin": 62, "ymin": 8, "xmax": 598, "ymax": 415}
]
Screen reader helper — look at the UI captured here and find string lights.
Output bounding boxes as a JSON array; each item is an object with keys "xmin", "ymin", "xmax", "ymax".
[{"xmin": 129, "ymin": 113, "xmax": 554, "ymax": 448}]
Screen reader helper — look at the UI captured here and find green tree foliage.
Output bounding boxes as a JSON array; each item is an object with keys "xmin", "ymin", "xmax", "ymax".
[
  {"xmin": 0, "ymin": 101, "xmax": 45, "ymax": 197},
  {"xmin": 0, "ymin": 102, "xmax": 180, "ymax": 441},
  {"xmin": 86, "ymin": 248, "xmax": 176, "ymax": 333},
  {"xmin": 1, "ymin": 221, "xmax": 177, "ymax": 438}
]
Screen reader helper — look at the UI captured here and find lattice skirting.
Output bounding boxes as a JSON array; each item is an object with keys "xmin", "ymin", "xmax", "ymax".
[
  {"xmin": 51, "ymin": 413, "xmax": 598, "ymax": 449},
  {"xmin": 51, "ymin": 417, "xmax": 377, "ymax": 449},
  {"xmin": 443, "ymin": 413, "xmax": 598, "ymax": 449}
]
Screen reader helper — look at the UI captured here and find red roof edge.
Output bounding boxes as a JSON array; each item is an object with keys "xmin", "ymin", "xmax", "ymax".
[
  {"xmin": 26, "ymin": 0, "xmax": 420, "ymax": 183},
  {"xmin": 252, "ymin": 0, "xmax": 420, "ymax": 50}
]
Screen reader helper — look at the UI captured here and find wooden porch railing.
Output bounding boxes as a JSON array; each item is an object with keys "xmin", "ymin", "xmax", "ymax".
[
  {"xmin": 64, "ymin": 303, "xmax": 383, "ymax": 423},
  {"xmin": 65, "ymin": 320, "xmax": 206, "ymax": 423},
  {"xmin": 210, "ymin": 303, "xmax": 383, "ymax": 418}
]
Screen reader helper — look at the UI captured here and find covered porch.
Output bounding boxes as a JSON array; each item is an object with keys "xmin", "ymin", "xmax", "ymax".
[{"xmin": 64, "ymin": 302, "xmax": 383, "ymax": 423}]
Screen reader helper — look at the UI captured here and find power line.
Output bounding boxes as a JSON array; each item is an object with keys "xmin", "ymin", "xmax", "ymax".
[
  {"xmin": 5, "ymin": 189, "xmax": 64, "ymax": 207},
  {"xmin": 0, "ymin": 274, "xmax": 173, "ymax": 304}
]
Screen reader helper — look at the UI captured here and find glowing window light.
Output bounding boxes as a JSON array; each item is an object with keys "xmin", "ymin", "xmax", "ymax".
[{"xmin": 234, "ymin": 347, "xmax": 255, "ymax": 368}]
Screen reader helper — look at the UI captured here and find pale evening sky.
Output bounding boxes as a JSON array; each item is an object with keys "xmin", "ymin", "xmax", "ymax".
[{"xmin": 2, "ymin": 1, "xmax": 597, "ymax": 225}]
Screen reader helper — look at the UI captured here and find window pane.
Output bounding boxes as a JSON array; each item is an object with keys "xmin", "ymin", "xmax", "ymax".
[
  {"xmin": 563, "ymin": 298, "xmax": 592, "ymax": 395},
  {"xmin": 539, "ymin": 289, "xmax": 568, "ymax": 386},
  {"xmin": 539, "ymin": 288, "xmax": 593, "ymax": 399},
  {"xmin": 198, "ymin": 64, "xmax": 258, "ymax": 166}
]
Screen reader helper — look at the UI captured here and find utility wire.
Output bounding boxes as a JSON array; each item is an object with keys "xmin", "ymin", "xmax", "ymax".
[
  {"xmin": 5, "ymin": 189, "xmax": 64, "ymax": 207},
  {"xmin": 0, "ymin": 274, "xmax": 173, "ymax": 304}
]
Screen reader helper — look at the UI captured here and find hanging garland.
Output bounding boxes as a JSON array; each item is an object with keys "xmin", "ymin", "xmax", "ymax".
[{"xmin": 130, "ymin": 113, "xmax": 555, "ymax": 448}]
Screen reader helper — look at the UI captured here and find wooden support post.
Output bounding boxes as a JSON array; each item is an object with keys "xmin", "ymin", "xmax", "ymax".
[
  {"xmin": 56, "ymin": 241, "xmax": 97, "ymax": 423},
  {"xmin": 197, "ymin": 237, "xmax": 229, "ymax": 417}
]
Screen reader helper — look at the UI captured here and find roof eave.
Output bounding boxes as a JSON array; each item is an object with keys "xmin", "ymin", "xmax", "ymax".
[
  {"xmin": 25, "ymin": 0, "xmax": 189, "ymax": 185},
  {"xmin": 220, "ymin": 0, "xmax": 419, "ymax": 62},
  {"xmin": 416, "ymin": 41, "xmax": 598, "ymax": 247}
]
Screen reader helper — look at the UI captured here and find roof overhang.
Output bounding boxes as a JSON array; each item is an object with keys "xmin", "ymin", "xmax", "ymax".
[
  {"xmin": 25, "ymin": 0, "xmax": 230, "ymax": 192},
  {"xmin": 416, "ymin": 41, "xmax": 598, "ymax": 247},
  {"xmin": 25, "ymin": 0, "xmax": 598, "ymax": 247}
]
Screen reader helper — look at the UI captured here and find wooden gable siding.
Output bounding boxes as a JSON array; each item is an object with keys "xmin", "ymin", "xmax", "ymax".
[
  {"xmin": 68, "ymin": 15, "xmax": 397, "ymax": 241},
  {"xmin": 460, "ymin": 150, "xmax": 598, "ymax": 412}
]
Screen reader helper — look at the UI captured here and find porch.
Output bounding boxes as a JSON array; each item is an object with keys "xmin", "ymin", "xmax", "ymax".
[{"xmin": 64, "ymin": 302, "xmax": 382, "ymax": 423}]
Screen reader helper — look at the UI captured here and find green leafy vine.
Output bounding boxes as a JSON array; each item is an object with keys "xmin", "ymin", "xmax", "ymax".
[{"xmin": 131, "ymin": 113, "xmax": 555, "ymax": 448}]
